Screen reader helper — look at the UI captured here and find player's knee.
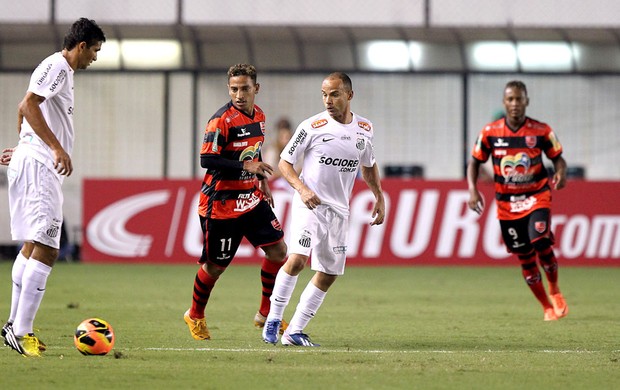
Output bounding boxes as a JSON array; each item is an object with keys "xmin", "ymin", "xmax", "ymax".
[
  {"xmin": 264, "ymin": 241, "xmax": 287, "ymax": 263},
  {"xmin": 532, "ymin": 237, "xmax": 552, "ymax": 252}
]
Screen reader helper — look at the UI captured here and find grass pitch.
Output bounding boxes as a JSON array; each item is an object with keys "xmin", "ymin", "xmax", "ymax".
[{"xmin": 0, "ymin": 262, "xmax": 618, "ymax": 389}]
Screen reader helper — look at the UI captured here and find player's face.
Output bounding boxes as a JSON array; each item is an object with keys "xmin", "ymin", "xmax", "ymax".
[
  {"xmin": 77, "ymin": 41, "xmax": 102, "ymax": 70},
  {"xmin": 228, "ymin": 75, "xmax": 259, "ymax": 116},
  {"xmin": 322, "ymin": 77, "xmax": 352, "ymax": 124},
  {"xmin": 503, "ymin": 86, "xmax": 529, "ymax": 122}
]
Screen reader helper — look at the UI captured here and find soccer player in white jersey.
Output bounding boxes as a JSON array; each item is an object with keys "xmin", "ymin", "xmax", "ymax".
[
  {"xmin": 0, "ymin": 18, "xmax": 105, "ymax": 357},
  {"xmin": 262, "ymin": 72, "xmax": 386, "ymax": 346}
]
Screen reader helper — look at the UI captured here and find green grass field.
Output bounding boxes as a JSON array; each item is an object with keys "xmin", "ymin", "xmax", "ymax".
[{"xmin": 0, "ymin": 262, "xmax": 618, "ymax": 389}]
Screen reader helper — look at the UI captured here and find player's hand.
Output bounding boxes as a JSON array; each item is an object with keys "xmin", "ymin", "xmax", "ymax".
[
  {"xmin": 299, "ymin": 186, "xmax": 321, "ymax": 210},
  {"xmin": 52, "ymin": 147, "xmax": 73, "ymax": 176},
  {"xmin": 0, "ymin": 147, "xmax": 15, "ymax": 166},
  {"xmin": 370, "ymin": 195, "xmax": 386, "ymax": 226},
  {"xmin": 259, "ymin": 179, "xmax": 275, "ymax": 207},
  {"xmin": 243, "ymin": 160, "xmax": 274, "ymax": 177},
  {"xmin": 552, "ymin": 172, "xmax": 567, "ymax": 190},
  {"xmin": 468, "ymin": 190, "xmax": 485, "ymax": 215}
]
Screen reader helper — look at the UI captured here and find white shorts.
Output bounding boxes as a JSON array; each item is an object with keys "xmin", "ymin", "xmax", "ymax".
[
  {"xmin": 288, "ymin": 196, "xmax": 348, "ymax": 276},
  {"xmin": 7, "ymin": 150, "xmax": 63, "ymax": 249}
]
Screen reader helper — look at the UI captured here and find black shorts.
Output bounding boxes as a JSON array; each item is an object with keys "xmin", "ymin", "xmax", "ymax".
[
  {"xmin": 199, "ymin": 200, "xmax": 284, "ymax": 267},
  {"xmin": 499, "ymin": 208, "xmax": 554, "ymax": 254}
]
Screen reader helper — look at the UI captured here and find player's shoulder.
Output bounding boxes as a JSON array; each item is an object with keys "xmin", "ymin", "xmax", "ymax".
[
  {"xmin": 525, "ymin": 117, "xmax": 552, "ymax": 132},
  {"xmin": 482, "ymin": 117, "xmax": 505, "ymax": 133}
]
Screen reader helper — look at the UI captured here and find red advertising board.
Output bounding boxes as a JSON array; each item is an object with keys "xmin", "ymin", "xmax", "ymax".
[{"xmin": 82, "ymin": 179, "xmax": 620, "ymax": 266}]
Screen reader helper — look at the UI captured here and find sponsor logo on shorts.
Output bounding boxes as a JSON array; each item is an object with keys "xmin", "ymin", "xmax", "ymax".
[{"xmin": 333, "ymin": 246, "xmax": 346, "ymax": 254}]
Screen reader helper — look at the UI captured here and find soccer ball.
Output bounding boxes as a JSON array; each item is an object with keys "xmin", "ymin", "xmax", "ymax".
[{"xmin": 74, "ymin": 318, "xmax": 115, "ymax": 355}]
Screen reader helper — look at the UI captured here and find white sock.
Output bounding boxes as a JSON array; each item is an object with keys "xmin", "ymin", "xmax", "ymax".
[
  {"xmin": 13, "ymin": 259, "xmax": 52, "ymax": 337},
  {"xmin": 288, "ymin": 282, "xmax": 326, "ymax": 334},
  {"xmin": 266, "ymin": 269, "xmax": 298, "ymax": 321},
  {"xmin": 8, "ymin": 252, "xmax": 29, "ymax": 324}
]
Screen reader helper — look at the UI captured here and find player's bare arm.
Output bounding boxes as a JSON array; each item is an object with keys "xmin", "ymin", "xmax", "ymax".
[
  {"xmin": 551, "ymin": 156, "xmax": 567, "ymax": 190},
  {"xmin": 279, "ymin": 159, "xmax": 321, "ymax": 209},
  {"xmin": 361, "ymin": 164, "xmax": 386, "ymax": 225},
  {"xmin": 258, "ymin": 177, "xmax": 275, "ymax": 207},
  {"xmin": 466, "ymin": 159, "xmax": 485, "ymax": 215},
  {"xmin": 18, "ymin": 92, "xmax": 73, "ymax": 176}
]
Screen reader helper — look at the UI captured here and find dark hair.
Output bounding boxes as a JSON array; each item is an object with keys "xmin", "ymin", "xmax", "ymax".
[
  {"xmin": 63, "ymin": 18, "xmax": 106, "ymax": 50},
  {"xmin": 228, "ymin": 64, "xmax": 257, "ymax": 84},
  {"xmin": 505, "ymin": 80, "xmax": 528, "ymax": 96},
  {"xmin": 326, "ymin": 72, "xmax": 353, "ymax": 91},
  {"xmin": 276, "ymin": 117, "xmax": 292, "ymax": 130}
]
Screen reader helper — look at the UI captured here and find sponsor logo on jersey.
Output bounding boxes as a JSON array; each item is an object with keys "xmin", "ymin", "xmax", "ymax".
[
  {"xmin": 322, "ymin": 137, "xmax": 335, "ymax": 142},
  {"xmin": 233, "ymin": 141, "xmax": 248, "ymax": 147},
  {"xmin": 534, "ymin": 221, "xmax": 547, "ymax": 233},
  {"xmin": 341, "ymin": 135, "xmax": 351, "ymax": 140},
  {"xmin": 509, "ymin": 196, "xmax": 537, "ymax": 213},
  {"xmin": 36, "ymin": 63, "xmax": 53, "ymax": 86},
  {"xmin": 287, "ymin": 129, "xmax": 307, "ymax": 155},
  {"xmin": 211, "ymin": 128, "xmax": 221, "ymax": 152},
  {"xmin": 525, "ymin": 136, "xmax": 537, "ymax": 148},
  {"xmin": 234, "ymin": 192, "xmax": 260, "ymax": 212},
  {"xmin": 494, "ymin": 149, "xmax": 507, "ymax": 156},
  {"xmin": 356, "ymin": 138, "xmax": 365, "ymax": 151},
  {"xmin": 240, "ymin": 141, "xmax": 262, "ymax": 161},
  {"xmin": 237, "ymin": 127, "xmax": 251, "ymax": 137},
  {"xmin": 312, "ymin": 119, "xmax": 328, "ymax": 128},
  {"xmin": 49, "ymin": 69, "xmax": 66, "ymax": 93},
  {"xmin": 494, "ymin": 138, "xmax": 509, "ymax": 147},
  {"xmin": 318, "ymin": 156, "xmax": 360, "ymax": 172},
  {"xmin": 500, "ymin": 153, "xmax": 533, "ymax": 183},
  {"xmin": 358, "ymin": 121, "xmax": 371, "ymax": 131}
]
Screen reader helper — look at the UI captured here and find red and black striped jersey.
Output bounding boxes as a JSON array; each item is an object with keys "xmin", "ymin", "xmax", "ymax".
[
  {"xmin": 471, "ymin": 117, "xmax": 563, "ymax": 220},
  {"xmin": 199, "ymin": 101, "xmax": 266, "ymax": 219}
]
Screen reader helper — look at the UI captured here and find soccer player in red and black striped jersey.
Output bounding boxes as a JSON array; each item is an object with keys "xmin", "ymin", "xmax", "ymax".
[
  {"xmin": 467, "ymin": 80, "xmax": 569, "ymax": 321},
  {"xmin": 183, "ymin": 64, "xmax": 288, "ymax": 340}
]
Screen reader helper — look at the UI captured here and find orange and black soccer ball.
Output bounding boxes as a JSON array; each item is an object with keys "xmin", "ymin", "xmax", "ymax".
[{"xmin": 74, "ymin": 318, "xmax": 115, "ymax": 355}]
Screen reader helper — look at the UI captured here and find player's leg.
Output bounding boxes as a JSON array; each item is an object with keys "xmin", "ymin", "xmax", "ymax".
[
  {"xmin": 529, "ymin": 209, "xmax": 568, "ymax": 318},
  {"xmin": 263, "ymin": 199, "xmax": 315, "ymax": 343},
  {"xmin": 500, "ymin": 218, "xmax": 556, "ymax": 320},
  {"xmin": 6, "ymin": 156, "xmax": 59, "ymax": 356},
  {"xmin": 243, "ymin": 201, "xmax": 287, "ymax": 326},
  {"xmin": 282, "ymin": 208, "xmax": 346, "ymax": 346},
  {"xmin": 184, "ymin": 217, "xmax": 241, "ymax": 340}
]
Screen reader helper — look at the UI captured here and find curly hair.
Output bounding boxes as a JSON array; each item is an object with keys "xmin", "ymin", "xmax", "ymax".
[{"xmin": 63, "ymin": 18, "xmax": 106, "ymax": 50}]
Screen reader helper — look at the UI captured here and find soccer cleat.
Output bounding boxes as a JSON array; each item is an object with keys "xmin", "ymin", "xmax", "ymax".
[
  {"xmin": 183, "ymin": 309, "xmax": 210, "ymax": 340},
  {"xmin": 4, "ymin": 328, "xmax": 42, "ymax": 357},
  {"xmin": 254, "ymin": 311, "xmax": 288, "ymax": 334},
  {"xmin": 2, "ymin": 322, "xmax": 46, "ymax": 352},
  {"xmin": 549, "ymin": 293, "xmax": 569, "ymax": 318},
  {"xmin": 543, "ymin": 307, "xmax": 558, "ymax": 321},
  {"xmin": 262, "ymin": 319, "xmax": 281, "ymax": 344},
  {"xmin": 281, "ymin": 332, "xmax": 320, "ymax": 347}
]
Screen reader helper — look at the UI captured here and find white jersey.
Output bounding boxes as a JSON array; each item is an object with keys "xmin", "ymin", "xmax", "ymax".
[
  {"xmin": 280, "ymin": 110, "xmax": 375, "ymax": 217},
  {"xmin": 18, "ymin": 51, "xmax": 75, "ymax": 182}
]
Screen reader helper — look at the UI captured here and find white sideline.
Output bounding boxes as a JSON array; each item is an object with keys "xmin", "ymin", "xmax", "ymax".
[{"xmin": 144, "ymin": 347, "xmax": 609, "ymax": 354}]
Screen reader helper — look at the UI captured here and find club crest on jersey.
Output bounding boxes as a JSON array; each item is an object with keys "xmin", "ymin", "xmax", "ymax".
[
  {"xmin": 525, "ymin": 136, "xmax": 537, "ymax": 148},
  {"xmin": 356, "ymin": 138, "xmax": 365, "ymax": 150},
  {"xmin": 311, "ymin": 119, "xmax": 328, "ymax": 128},
  {"xmin": 358, "ymin": 121, "xmax": 371, "ymax": 131},
  {"xmin": 534, "ymin": 221, "xmax": 547, "ymax": 233},
  {"xmin": 260, "ymin": 121, "xmax": 266, "ymax": 135}
]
